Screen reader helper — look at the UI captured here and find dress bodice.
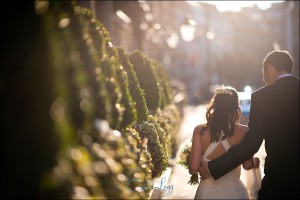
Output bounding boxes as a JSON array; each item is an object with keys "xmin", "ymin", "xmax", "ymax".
[
  {"xmin": 195, "ymin": 130, "xmax": 249, "ymax": 199},
  {"xmin": 202, "ymin": 138, "xmax": 242, "ymax": 183},
  {"xmin": 203, "ymin": 139, "xmax": 231, "ymax": 161}
]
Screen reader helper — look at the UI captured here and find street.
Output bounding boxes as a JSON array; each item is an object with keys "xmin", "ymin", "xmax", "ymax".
[{"xmin": 166, "ymin": 105, "xmax": 266, "ymax": 199}]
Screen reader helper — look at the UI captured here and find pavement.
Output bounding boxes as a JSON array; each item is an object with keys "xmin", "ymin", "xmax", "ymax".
[{"xmin": 164, "ymin": 105, "xmax": 267, "ymax": 199}]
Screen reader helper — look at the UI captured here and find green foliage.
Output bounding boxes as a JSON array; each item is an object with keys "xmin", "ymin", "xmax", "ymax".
[
  {"xmin": 38, "ymin": 3, "xmax": 131, "ymax": 199},
  {"xmin": 129, "ymin": 51, "xmax": 160, "ymax": 113},
  {"xmin": 40, "ymin": 121, "xmax": 153, "ymax": 199},
  {"xmin": 72, "ymin": 5, "xmax": 111, "ymax": 125},
  {"xmin": 74, "ymin": 6, "xmax": 123, "ymax": 130},
  {"xmin": 151, "ymin": 60, "xmax": 173, "ymax": 108},
  {"xmin": 117, "ymin": 47, "xmax": 148, "ymax": 122},
  {"xmin": 90, "ymin": 125, "xmax": 152, "ymax": 199},
  {"xmin": 24, "ymin": 1, "xmax": 183, "ymax": 199},
  {"xmin": 115, "ymin": 65, "xmax": 137, "ymax": 129},
  {"xmin": 157, "ymin": 105, "xmax": 181, "ymax": 159},
  {"xmin": 76, "ymin": 7, "xmax": 139, "ymax": 130},
  {"xmin": 134, "ymin": 115, "xmax": 169, "ymax": 178},
  {"xmin": 123, "ymin": 127, "xmax": 152, "ymax": 180},
  {"xmin": 99, "ymin": 58, "xmax": 122, "ymax": 129},
  {"xmin": 177, "ymin": 143, "xmax": 199, "ymax": 185}
]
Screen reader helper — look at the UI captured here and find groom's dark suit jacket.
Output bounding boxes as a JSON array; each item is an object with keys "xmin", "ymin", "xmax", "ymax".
[{"xmin": 208, "ymin": 76, "xmax": 299, "ymax": 199}]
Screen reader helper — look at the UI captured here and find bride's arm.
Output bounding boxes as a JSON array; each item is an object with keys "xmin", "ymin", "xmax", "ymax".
[
  {"xmin": 239, "ymin": 124, "xmax": 260, "ymax": 170},
  {"xmin": 189, "ymin": 126, "xmax": 203, "ymax": 175}
]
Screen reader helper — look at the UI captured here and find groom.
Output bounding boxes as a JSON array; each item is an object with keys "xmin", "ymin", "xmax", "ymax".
[{"xmin": 199, "ymin": 50, "xmax": 299, "ymax": 199}]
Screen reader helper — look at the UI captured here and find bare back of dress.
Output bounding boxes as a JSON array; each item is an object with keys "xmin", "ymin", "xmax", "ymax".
[{"xmin": 195, "ymin": 136, "xmax": 249, "ymax": 199}]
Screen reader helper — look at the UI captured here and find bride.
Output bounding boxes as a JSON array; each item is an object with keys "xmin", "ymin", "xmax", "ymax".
[{"xmin": 189, "ymin": 86, "xmax": 260, "ymax": 199}]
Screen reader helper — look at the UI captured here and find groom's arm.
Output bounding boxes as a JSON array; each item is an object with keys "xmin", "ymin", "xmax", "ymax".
[{"xmin": 208, "ymin": 91, "xmax": 265, "ymax": 180}]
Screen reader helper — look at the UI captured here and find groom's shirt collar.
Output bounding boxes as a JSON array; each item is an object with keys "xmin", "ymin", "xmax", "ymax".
[{"xmin": 276, "ymin": 73, "xmax": 293, "ymax": 80}]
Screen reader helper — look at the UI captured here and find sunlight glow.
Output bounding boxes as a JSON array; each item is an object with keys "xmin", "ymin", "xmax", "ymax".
[
  {"xmin": 187, "ymin": 1, "xmax": 284, "ymax": 12},
  {"xmin": 244, "ymin": 85, "xmax": 252, "ymax": 93},
  {"xmin": 272, "ymin": 40, "xmax": 281, "ymax": 50},
  {"xmin": 206, "ymin": 30, "xmax": 215, "ymax": 40},
  {"xmin": 166, "ymin": 32, "xmax": 179, "ymax": 49},
  {"xmin": 180, "ymin": 24, "xmax": 196, "ymax": 41},
  {"xmin": 116, "ymin": 10, "xmax": 132, "ymax": 24},
  {"xmin": 34, "ymin": 0, "xmax": 49, "ymax": 14},
  {"xmin": 59, "ymin": 18, "xmax": 70, "ymax": 28}
]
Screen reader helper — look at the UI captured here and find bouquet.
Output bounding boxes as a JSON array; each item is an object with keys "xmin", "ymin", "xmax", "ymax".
[{"xmin": 177, "ymin": 142, "xmax": 199, "ymax": 185}]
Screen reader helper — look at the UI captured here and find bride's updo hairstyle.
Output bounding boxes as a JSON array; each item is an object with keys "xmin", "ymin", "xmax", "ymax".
[{"xmin": 200, "ymin": 86, "xmax": 241, "ymax": 142}]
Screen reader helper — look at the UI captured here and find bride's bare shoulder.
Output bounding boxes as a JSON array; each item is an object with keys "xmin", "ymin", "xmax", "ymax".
[
  {"xmin": 194, "ymin": 124, "xmax": 203, "ymax": 134},
  {"xmin": 193, "ymin": 124, "xmax": 207, "ymax": 136},
  {"xmin": 194, "ymin": 124, "xmax": 205, "ymax": 131}
]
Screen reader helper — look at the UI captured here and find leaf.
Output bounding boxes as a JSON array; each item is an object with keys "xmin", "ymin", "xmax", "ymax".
[{"xmin": 187, "ymin": 174, "xmax": 199, "ymax": 185}]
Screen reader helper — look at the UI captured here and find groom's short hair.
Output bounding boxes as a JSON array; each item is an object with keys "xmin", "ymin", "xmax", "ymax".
[{"xmin": 263, "ymin": 50, "xmax": 293, "ymax": 73}]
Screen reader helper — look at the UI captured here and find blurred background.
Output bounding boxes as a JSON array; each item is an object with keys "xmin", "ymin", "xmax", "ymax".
[{"xmin": 78, "ymin": 0, "xmax": 299, "ymax": 104}]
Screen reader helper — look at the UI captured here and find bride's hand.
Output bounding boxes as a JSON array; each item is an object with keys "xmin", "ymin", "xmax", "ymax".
[
  {"xmin": 199, "ymin": 160, "xmax": 211, "ymax": 180},
  {"xmin": 242, "ymin": 157, "xmax": 260, "ymax": 170},
  {"xmin": 253, "ymin": 157, "xmax": 260, "ymax": 168}
]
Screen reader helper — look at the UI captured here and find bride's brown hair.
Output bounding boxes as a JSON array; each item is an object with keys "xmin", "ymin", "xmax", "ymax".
[{"xmin": 200, "ymin": 86, "xmax": 241, "ymax": 142}]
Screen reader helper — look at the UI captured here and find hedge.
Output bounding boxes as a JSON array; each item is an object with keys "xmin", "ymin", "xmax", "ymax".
[{"xmin": 2, "ymin": 1, "xmax": 183, "ymax": 199}]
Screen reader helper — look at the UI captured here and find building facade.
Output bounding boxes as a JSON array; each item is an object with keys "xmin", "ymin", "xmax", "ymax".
[{"xmin": 80, "ymin": 1, "xmax": 299, "ymax": 104}]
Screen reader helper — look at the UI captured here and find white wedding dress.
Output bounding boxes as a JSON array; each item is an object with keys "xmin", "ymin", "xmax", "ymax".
[{"xmin": 195, "ymin": 139, "xmax": 249, "ymax": 199}]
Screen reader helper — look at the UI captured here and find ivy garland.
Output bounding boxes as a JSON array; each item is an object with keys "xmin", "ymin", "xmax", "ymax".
[
  {"xmin": 129, "ymin": 51, "xmax": 160, "ymax": 113},
  {"xmin": 37, "ymin": 1, "xmax": 182, "ymax": 199},
  {"xmin": 156, "ymin": 105, "xmax": 181, "ymax": 159},
  {"xmin": 117, "ymin": 47, "xmax": 149, "ymax": 123},
  {"xmin": 73, "ymin": 5, "xmax": 110, "ymax": 123},
  {"xmin": 39, "ymin": 4, "xmax": 142, "ymax": 199},
  {"xmin": 134, "ymin": 115, "xmax": 169, "ymax": 178},
  {"xmin": 150, "ymin": 59, "xmax": 173, "ymax": 108}
]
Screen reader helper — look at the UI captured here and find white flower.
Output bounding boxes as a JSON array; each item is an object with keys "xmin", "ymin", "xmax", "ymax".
[{"xmin": 187, "ymin": 146, "xmax": 192, "ymax": 152}]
